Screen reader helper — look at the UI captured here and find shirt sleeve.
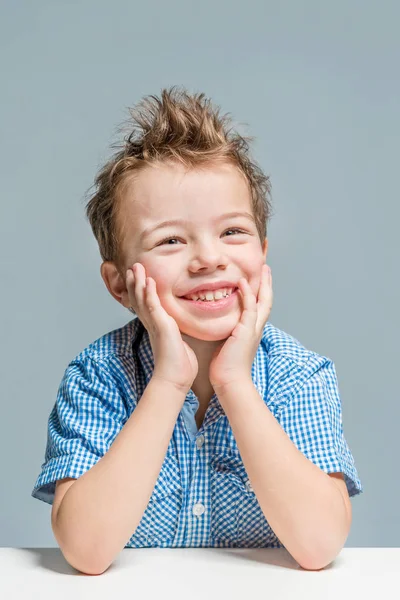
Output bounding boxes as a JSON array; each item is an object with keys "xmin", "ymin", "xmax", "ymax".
[
  {"xmin": 31, "ymin": 356, "xmax": 128, "ymax": 505},
  {"xmin": 277, "ymin": 359, "xmax": 363, "ymax": 498}
]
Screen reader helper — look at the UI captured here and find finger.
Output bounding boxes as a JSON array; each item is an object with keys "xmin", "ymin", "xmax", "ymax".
[
  {"xmin": 257, "ymin": 264, "xmax": 272, "ymax": 305},
  {"xmin": 132, "ymin": 263, "xmax": 147, "ymax": 314},
  {"xmin": 144, "ymin": 277, "xmax": 176, "ymax": 337},
  {"xmin": 144, "ymin": 277, "xmax": 162, "ymax": 314},
  {"xmin": 238, "ymin": 277, "xmax": 257, "ymax": 329},
  {"xmin": 256, "ymin": 265, "xmax": 273, "ymax": 328},
  {"xmin": 126, "ymin": 262, "xmax": 146, "ymax": 316},
  {"xmin": 126, "ymin": 269, "xmax": 136, "ymax": 312}
]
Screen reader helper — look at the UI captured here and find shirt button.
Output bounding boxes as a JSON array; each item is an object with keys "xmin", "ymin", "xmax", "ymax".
[
  {"xmin": 245, "ymin": 479, "xmax": 254, "ymax": 492},
  {"xmin": 192, "ymin": 502, "xmax": 206, "ymax": 517},
  {"xmin": 196, "ymin": 435, "xmax": 205, "ymax": 449}
]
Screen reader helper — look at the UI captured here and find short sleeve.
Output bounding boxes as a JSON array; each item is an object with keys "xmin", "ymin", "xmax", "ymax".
[
  {"xmin": 278, "ymin": 359, "xmax": 363, "ymax": 498},
  {"xmin": 31, "ymin": 356, "xmax": 128, "ymax": 505}
]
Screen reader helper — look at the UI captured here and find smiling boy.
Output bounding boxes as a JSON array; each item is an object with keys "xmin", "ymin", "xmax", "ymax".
[
  {"xmin": 102, "ymin": 161, "xmax": 268, "ymax": 428},
  {"xmin": 31, "ymin": 87, "xmax": 363, "ymax": 575}
]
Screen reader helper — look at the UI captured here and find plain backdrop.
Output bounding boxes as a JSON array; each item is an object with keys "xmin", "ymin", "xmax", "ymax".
[{"xmin": 1, "ymin": 0, "xmax": 399, "ymax": 547}]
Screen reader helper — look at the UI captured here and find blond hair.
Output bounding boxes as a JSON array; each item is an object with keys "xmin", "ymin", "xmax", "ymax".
[{"xmin": 84, "ymin": 86, "xmax": 273, "ymax": 274}]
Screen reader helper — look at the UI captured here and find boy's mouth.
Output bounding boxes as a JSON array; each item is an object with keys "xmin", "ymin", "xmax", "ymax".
[
  {"xmin": 179, "ymin": 288, "xmax": 239, "ymax": 311},
  {"xmin": 180, "ymin": 286, "xmax": 238, "ymax": 302}
]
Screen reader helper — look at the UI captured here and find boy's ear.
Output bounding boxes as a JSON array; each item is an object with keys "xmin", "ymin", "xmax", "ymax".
[{"xmin": 100, "ymin": 261, "xmax": 129, "ymax": 308}]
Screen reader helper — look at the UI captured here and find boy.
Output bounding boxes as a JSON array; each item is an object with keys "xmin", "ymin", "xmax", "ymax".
[{"xmin": 32, "ymin": 87, "xmax": 363, "ymax": 575}]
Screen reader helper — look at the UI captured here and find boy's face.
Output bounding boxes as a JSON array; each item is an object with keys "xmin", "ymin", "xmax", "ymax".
[{"xmin": 105, "ymin": 161, "xmax": 268, "ymax": 342}]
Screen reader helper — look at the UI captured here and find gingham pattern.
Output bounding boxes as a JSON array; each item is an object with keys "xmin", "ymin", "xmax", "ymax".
[{"xmin": 32, "ymin": 318, "xmax": 363, "ymax": 548}]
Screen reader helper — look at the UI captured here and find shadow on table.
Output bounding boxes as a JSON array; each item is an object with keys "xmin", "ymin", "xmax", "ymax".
[
  {"xmin": 16, "ymin": 548, "xmax": 107, "ymax": 576},
  {"xmin": 212, "ymin": 548, "xmax": 336, "ymax": 571},
  {"xmin": 19, "ymin": 547, "xmax": 336, "ymax": 575}
]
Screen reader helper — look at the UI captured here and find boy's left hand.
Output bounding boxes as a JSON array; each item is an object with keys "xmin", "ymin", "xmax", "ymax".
[{"xmin": 209, "ymin": 264, "xmax": 273, "ymax": 393}]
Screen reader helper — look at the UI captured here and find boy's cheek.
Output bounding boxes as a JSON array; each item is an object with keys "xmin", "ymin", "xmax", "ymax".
[{"xmin": 144, "ymin": 266, "xmax": 172, "ymax": 296}]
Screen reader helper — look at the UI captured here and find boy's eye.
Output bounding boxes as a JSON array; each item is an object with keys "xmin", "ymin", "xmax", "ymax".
[{"xmin": 157, "ymin": 228, "xmax": 246, "ymax": 246}]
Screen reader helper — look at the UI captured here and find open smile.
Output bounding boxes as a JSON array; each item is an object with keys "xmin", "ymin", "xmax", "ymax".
[{"xmin": 178, "ymin": 288, "xmax": 239, "ymax": 312}]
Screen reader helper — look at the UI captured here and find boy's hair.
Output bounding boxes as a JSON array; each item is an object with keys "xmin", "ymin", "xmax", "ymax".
[{"xmin": 84, "ymin": 86, "xmax": 274, "ymax": 275}]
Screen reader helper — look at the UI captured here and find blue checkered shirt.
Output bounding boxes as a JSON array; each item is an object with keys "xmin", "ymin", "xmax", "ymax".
[{"xmin": 32, "ymin": 318, "xmax": 363, "ymax": 548}]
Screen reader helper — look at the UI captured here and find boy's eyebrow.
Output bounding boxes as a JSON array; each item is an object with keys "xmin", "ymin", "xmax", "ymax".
[{"xmin": 140, "ymin": 211, "xmax": 255, "ymax": 241}]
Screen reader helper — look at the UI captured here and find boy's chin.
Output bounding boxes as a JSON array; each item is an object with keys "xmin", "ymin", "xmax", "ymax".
[{"xmin": 177, "ymin": 316, "xmax": 240, "ymax": 342}]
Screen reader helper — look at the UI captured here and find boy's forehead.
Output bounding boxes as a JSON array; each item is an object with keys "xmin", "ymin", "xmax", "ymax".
[{"xmin": 122, "ymin": 161, "xmax": 253, "ymax": 226}]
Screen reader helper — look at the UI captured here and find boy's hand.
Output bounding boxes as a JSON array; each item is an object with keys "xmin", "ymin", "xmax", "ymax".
[
  {"xmin": 209, "ymin": 264, "xmax": 273, "ymax": 393},
  {"xmin": 126, "ymin": 263, "xmax": 198, "ymax": 393}
]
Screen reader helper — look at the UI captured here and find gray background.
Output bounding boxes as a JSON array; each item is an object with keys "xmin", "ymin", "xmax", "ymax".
[{"xmin": 1, "ymin": 0, "xmax": 398, "ymax": 548}]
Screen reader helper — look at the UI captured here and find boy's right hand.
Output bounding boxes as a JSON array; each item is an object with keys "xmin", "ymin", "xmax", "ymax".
[{"xmin": 126, "ymin": 263, "xmax": 199, "ymax": 394}]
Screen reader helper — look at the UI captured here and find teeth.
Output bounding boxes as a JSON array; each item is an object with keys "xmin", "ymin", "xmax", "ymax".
[{"xmin": 188, "ymin": 287, "xmax": 234, "ymax": 302}]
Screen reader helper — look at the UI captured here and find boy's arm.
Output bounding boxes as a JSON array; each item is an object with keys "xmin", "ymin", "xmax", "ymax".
[
  {"xmin": 52, "ymin": 377, "xmax": 186, "ymax": 575},
  {"xmin": 216, "ymin": 378, "xmax": 352, "ymax": 571}
]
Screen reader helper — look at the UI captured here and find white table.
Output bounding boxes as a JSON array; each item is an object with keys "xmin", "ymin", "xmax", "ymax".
[{"xmin": 0, "ymin": 547, "xmax": 398, "ymax": 599}]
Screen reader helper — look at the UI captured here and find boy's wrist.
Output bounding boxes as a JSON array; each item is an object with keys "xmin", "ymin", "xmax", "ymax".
[{"xmin": 150, "ymin": 375, "xmax": 190, "ymax": 401}]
